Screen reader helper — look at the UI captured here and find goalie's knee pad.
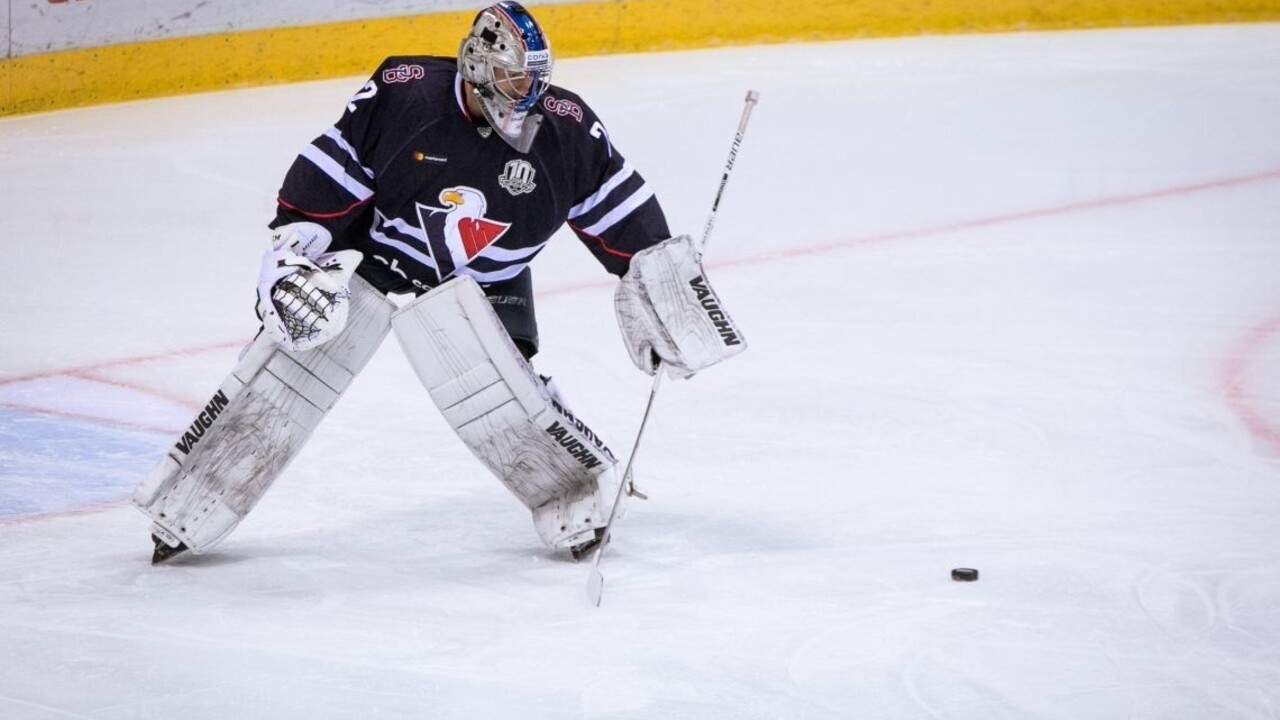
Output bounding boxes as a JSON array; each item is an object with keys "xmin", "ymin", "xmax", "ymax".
[
  {"xmin": 132, "ymin": 276, "xmax": 395, "ymax": 554},
  {"xmin": 391, "ymin": 275, "xmax": 617, "ymax": 549}
]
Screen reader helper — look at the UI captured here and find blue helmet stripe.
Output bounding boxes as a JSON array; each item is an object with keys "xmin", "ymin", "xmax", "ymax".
[{"xmin": 495, "ymin": 2, "xmax": 549, "ymax": 54}]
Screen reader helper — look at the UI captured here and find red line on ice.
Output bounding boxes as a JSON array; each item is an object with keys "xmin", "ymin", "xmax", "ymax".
[
  {"xmin": 4, "ymin": 169, "xmax": 1278, "ymax": 448},
  {"xmin": 0, "ymin": 339, "xmax": 246, "ymax": 388},
  {"xmin": 1221, "ymin": 313, "xmax": 1280, "ymax": 453},
  {"xmin": 717, "ymin": 167, "xmax": 1280, "ymax": 266},
  {"xmin": 0, "ymin": 339, "xmax": 247, "ymax": 432},
  {"xmin": 0, "ymin": 500, "xmax": 130, "ymax": 527}
]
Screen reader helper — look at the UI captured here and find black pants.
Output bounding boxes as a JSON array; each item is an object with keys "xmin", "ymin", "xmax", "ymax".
[{"xmin": 482, "ymin": 268, "xmax": 539, "ymax": 360}]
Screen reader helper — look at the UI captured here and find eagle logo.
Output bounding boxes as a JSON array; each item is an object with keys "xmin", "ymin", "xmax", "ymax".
[{"xmin": 415, "ymin": 186, "xmax": 511, "ymax": 280}]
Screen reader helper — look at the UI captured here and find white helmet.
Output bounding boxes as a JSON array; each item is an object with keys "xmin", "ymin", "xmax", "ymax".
[{"xmin": 458, "ymin": 2, "xmax": 553, "ymax": 153}]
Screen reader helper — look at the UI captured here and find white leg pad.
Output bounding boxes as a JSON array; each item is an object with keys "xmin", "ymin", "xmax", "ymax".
[
  {"xmin": 391, "ymin": 275, "xmax": 619, "ymax": 549},
  {"xmin": 133, "ymin": 276, "xmax": 395, "ymax": 553}
]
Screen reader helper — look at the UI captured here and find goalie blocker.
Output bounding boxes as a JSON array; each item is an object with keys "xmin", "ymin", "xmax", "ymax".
[{"xmin": 615, "ymin": 234, "xmax": 746, "ymax": 379}]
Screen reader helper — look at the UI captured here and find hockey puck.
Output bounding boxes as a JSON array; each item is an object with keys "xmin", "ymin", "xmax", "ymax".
[{"xmin": 951, "ymin": 568, "xmax": 979, "ymax": 582}]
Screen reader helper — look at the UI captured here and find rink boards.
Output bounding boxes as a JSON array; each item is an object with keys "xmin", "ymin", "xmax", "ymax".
[{"xmin": 2, "ymin": 0, "xmax": 1279, "ymax": 115}]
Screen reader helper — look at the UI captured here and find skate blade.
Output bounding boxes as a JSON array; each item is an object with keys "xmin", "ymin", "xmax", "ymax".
[{"xmin": 150, "ymin": 535, "xmax": 189, "ymax": 565}]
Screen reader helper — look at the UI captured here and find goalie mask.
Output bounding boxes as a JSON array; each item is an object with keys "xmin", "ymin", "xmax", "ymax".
[{"xmin": 458, "ymin": 2, "xmax": 553, "ymax": 153}]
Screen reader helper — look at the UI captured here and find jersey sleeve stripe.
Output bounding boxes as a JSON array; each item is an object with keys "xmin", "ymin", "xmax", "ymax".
[
  {"xmin": 577, "ymin": 185, "xmax": 656, "ymax": 237},
  {"xmin": 568, "ymin": 162, "xmax": 636, "ymax": 219},
  {"xmin": 300, "ymin": 144, "xmax": 375, "ymax": 201},
  {"xmin": 277, "ymin": 194, "xmax": 371, "ymax": 220},
  {"xmin": 321, "ymin": 127, "xmax": 375, "ymax": 179},
  {"xmin": 568, "ymin": 222, "xmax": 635, "ymax": 259}
]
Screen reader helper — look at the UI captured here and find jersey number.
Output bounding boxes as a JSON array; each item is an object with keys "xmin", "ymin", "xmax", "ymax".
[
  {"xmin": 590, "ymin": 121, "xmax": 614, "ymax": 158},
  {"xmin": 347, "ymin": 81, "xmax": 378, "ymax": 113}
]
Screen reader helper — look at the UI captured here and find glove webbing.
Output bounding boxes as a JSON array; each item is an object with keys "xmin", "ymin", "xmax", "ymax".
[{"xmin": 272, "ymin": 273, "xmax": 343, "ymax": 345}]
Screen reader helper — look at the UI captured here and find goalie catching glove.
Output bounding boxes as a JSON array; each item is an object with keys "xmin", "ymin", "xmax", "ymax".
[
  {"xmin": 615, "ymin": 235, "xmax": 746, "ymax": 379},
  {"xmin": 256, "ymin": 222, "xmax": 364, "ymax": 352}
]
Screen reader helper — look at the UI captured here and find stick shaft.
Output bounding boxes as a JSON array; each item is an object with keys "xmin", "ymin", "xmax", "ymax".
[
  {"xmin": 588, "ymin": 90, "xmax": 761, "ymax": 606},
  {"xmin": 699, "ymin": 90, "xmax": 761, "ymax": 256}
]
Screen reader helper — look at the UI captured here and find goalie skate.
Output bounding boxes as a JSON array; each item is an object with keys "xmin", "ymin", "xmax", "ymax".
[{"xmin": 150, "ymin": 533, "xmax": 188, "ymax": 565}]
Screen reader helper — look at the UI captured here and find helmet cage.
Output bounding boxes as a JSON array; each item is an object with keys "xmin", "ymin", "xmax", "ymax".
[{"xmin": 458, "ymin": 2, "xmax": 553, "ymax": 149}]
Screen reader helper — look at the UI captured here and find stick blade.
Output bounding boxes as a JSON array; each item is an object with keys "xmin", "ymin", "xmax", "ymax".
[
  {"xmin": 587, "ymin": 568, "xmax": 604, "ymax": 607},
  {"xmin": 586, "ymin": 548, "xmax": 605, "ymax": 606}
]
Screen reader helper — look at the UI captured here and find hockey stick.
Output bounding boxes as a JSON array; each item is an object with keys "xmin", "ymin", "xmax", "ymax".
[
  {"xmin": 698, "ymin": 91, "xmax": 760, "ymax": 256},
  {"xmin": 588, "ymin": 89, "xmax": 760, "ymax": 607}
]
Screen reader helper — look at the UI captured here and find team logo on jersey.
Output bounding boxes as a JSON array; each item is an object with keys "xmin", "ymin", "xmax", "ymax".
[
  {"xmin": 542, "ymin": 96, "xmax": 583, "ymax": 122},
  {"xmin": 415, "ymin": 186, "xmax": 511, "ymax": 280},
  {"xmin": 382, "ymin": 64, "xmax": 425, "ymax": 84},
  {"xmin": 498, "ymin": 159, "xmax": 537, "ymax": 196}
]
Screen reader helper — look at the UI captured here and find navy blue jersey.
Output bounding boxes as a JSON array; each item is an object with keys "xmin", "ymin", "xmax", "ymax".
[{"xmin": 272, "ymin": 56, "xmax": 671, "ymax": 295}]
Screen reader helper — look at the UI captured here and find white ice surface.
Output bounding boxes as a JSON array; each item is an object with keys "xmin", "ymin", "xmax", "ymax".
[{"xmin": 2, "ymin": 24, "xmax": 1280, "ymax": 720}]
